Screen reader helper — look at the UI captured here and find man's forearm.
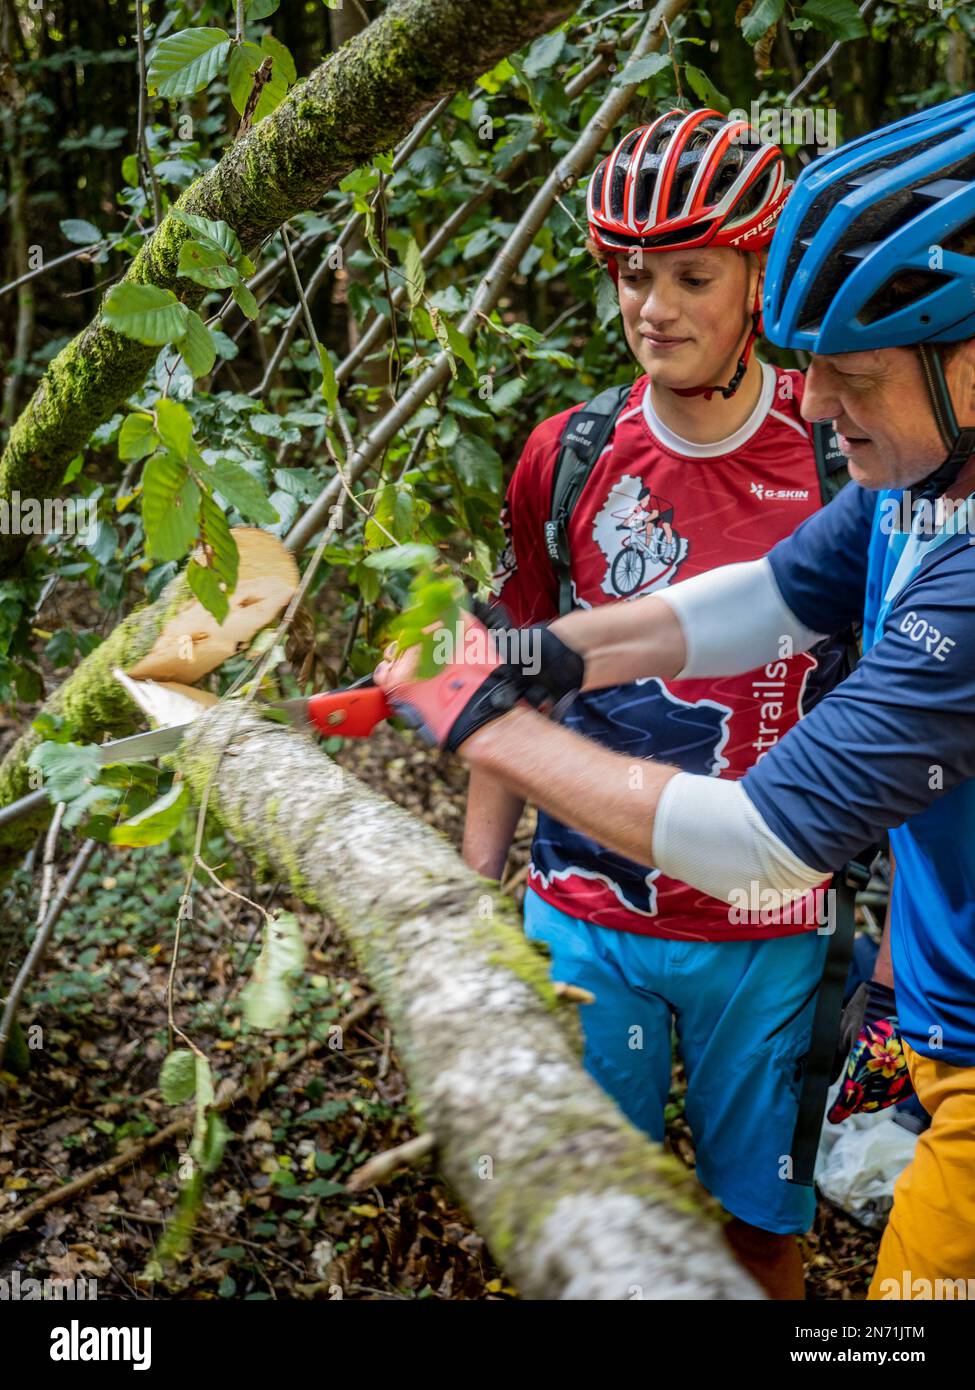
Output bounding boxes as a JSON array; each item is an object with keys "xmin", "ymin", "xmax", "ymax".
[
  {"xmin": 461, "ymin": 704, "xmax": 677, "ymax": 867},
  {"xmin": 550, "ymin": 594, "xmax": 686, "ymax": 690},
  {"xmin": 550, "ymin": 558, "xmax": 824, "ymax": 690},
  {"xmin": 460, "ymin": 704, "xmax": 828, "ymax": 908},
  {"xmin": 463, "ymin": 766, "xmax": 525, "ymax": 881}
]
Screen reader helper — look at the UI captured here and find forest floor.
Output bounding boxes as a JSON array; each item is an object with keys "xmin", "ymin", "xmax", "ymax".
[{"xmin": 1, "ymin": 712, "xmax": 882, "ymax": 1301}]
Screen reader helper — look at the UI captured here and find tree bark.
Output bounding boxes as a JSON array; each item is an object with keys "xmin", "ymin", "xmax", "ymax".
[
  {"xmin": 0, "ymin": 0, "xmax": 575, "ymax": 575},
  {"xmin": 176, "ymin": 702, "xmax": 762, "ymax": 1301}
]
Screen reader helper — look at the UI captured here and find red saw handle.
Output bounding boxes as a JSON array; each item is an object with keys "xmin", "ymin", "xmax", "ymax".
[{"xmin": 305, "ymin": 685, "xmax": 392, "ymax": 738}]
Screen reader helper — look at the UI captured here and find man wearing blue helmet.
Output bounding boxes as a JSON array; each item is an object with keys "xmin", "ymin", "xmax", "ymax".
[{"xmin": 376, "ymin": 93, "xmax": 975, "ymax": 1298}]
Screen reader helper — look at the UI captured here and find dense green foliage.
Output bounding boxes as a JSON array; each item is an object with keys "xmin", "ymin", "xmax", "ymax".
[{"xmin": 2, "ymin": 0, "xmax": 970, "ymax": 715}]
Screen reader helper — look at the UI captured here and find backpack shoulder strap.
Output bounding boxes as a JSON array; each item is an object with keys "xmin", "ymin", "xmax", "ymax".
[
  {"xmin": 812, "ymin": 419, "xmax": 850, "ymax": 506},
  {"xmin": 545, "ymin": 383, "xmax": 632, "ymax": 616}
]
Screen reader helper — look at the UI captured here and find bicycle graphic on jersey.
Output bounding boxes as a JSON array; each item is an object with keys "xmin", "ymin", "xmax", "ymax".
[{"xmin": 609, "ymin": 488, "xmax": 682, "ymax": 596}]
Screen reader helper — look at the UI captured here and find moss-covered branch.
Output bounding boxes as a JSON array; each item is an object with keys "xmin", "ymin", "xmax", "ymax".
[
  {"xmin": 176, "ymin": 703, "xmax": 761, "ymax": 1300},
  {"xmin": 0, "ymin": 0, "xmax": 574, "ymax": 574}
]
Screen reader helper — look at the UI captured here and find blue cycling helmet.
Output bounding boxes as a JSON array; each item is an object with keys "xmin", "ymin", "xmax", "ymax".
[{"xmin": 763, "ymin": 93, "xmax": 975, "ymax": 501}]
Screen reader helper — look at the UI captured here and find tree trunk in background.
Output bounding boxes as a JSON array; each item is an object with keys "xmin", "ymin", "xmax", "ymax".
[{"xmin": 176, "ymin": 702, "xmax": 762, "ymax": 1301}]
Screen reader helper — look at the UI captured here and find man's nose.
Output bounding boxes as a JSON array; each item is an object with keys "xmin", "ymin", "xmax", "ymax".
[{"xmin": 800, "ymin": 358, "xmax": 840, "ymax": 424}]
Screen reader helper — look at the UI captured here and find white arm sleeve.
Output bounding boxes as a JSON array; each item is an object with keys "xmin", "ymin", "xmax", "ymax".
[
  {"xmin": 652, "ymin": 772, "xmax": 828, "ymax": 906},
  {"xmin": 654, "ymin": 556, "xmax": 825, "ymax": 679}
]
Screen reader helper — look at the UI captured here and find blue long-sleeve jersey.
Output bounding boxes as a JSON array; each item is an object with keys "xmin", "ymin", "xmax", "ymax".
[{"xmin": 743, "ymin": 482, "xmax": 975, "ymax": 1065}]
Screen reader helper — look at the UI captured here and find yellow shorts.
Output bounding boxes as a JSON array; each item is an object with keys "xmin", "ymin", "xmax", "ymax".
[{"xmin": 869, "ymin": 1042, "xmax": 975, "ymax": 1299}]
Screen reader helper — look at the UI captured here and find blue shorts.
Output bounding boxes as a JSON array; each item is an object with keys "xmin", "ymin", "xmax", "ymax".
[{"xmin": 524, "ymin": 887, "xmax": 829, "ymax": 1235}]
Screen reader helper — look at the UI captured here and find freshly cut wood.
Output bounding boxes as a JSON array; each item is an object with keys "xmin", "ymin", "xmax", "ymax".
[
  {"xmin": 129, "ymin": 529, "xmax": 299, "ymax": 684},
  {"xmin": 112, "ymin": 669, "xmax": 219, "ymax": 728},
  {"xmin": 177, "ymin": 702, "xmax": 763, "ymax": 1301}
]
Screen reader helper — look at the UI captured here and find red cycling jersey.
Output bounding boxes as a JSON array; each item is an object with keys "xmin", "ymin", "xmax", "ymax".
[{"xmin": 491, "ymin": 361, "xmax": 843, "ymax": 941}]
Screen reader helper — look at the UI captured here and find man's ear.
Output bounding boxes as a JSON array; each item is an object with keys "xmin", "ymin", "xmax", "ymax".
[{"xmin": 949, "ymin": 338, "xmax": 975, "ymax": 424}]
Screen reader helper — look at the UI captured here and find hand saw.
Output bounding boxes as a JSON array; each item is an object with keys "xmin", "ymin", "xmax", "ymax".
[{"xmin": 0, "ymin": 675, "xmax": 392, "ymax": 830}]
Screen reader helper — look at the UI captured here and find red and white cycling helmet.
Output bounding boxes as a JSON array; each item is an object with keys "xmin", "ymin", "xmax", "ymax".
[
  {"xmin": 587, "ymin": 109, "xmax": 790, "ymax": 400},
  {"xmin": 587, "ymin": 108, "xmax": 790, "ymax": 259}
]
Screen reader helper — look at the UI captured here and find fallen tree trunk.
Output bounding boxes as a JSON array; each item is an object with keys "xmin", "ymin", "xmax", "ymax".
[
  {"xmin": 177, "ymin": 702, "xmax": 761, "ymax": 1300},
  {"xmin": 0, "ymin": 0, "xmax": 575, "ymax": 576}
]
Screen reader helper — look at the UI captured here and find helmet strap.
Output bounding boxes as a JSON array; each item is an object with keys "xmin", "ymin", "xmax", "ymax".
[{"xmin": 912, "ymin": 344, "xmax": 975, "ymax": 503}]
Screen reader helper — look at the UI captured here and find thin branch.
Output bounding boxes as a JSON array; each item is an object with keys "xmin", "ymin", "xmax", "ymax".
[
  {"xmin": 134, "ymin": 1, "xmax": 161, "ymax": 227},
  {"xmin": 36, "ymin": 801, "xmax": 65, "ymax": 927},
  {"xmin": 785, "ymin": 0, "xmax": 878, "ymax": 105},
  {"xmin": 0, "ymin": 838, "xmax": 98, "ymax": 1069},
  {"xmin": 346, "ymin": 1132, "xmax": 436, "ymax": 1192}
]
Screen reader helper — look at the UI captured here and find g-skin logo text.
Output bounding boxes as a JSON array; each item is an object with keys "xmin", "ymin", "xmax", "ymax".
[{"xmin": 750, "ymin": 481, "xmax": 810, "ymax": 502}]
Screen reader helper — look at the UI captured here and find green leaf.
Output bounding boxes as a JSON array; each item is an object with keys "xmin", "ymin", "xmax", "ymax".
[
  {"xmin": 227, "ymin": 39, "xmax": 289, "ymax": 121},
  {"xmin": 200, "ymin": 1112, "xmax": 230, "ymax": 1174},
  {"xmin": 197, "ymin": 490, "xmax": 240, "ymax": 591},
  {"xmin": 142, "ymin": 451, "xmax": 200, "ymax": 560},
  {"xmin": 160, "ymin": 1049, "xmax": 197, "ymax": 1104},
  {"xmin": 595, "ymin": 271, "xmax": 620, "ymax": 330},
  {"xmin": 186, "ymin": 559, "xmax": 227, "ymax": 623},
  {"xmin": 318, "ymin": 343, "xmax": 339, "ymax": 414},
  {"xmin": 429, "ymin": 306, "xmax": 457, "ymax": 378},
  {"xmin": 261, "ymin": 32, "xmax": 296, "ymax": 84},
  {"xmin": 241, "ymin": 911, "xmax": 307, "ymax": 1030},
  {"xmin": 740, "ymin": 0, "xmax": 786, "ymax": 43},
  {"xmin": 189, "ymin": 1054, "xmax": 215, "ymax": 1171},
  {"xmin": 60, "ymin": 218, "xmax": 102, "ymax": 245},
  {"xmin": 118, "ymin": 412, "xmax": 158, "ymax": 462},
  {"xmin": 247, "ymin": 0, "xmax": 280, "ymax": 17},
  {"xmin": 204, "ymin": 458, "xmax": 278, "ymax": 524},
  {"xmin": 233, "ymin": 280, "xmax": 259, "ymax": 320},
  {"xmin": 453, "ymin": 434, "xmax": 503, "ymax": 495},
  {"xmin": 178, "ymin": 239, "xmax": 239, "ymax": 289},
  {"xmin": 147, "ymin": 27, "xmax": 232, "ymax": 98},
  {"xmin": 350, "ymin": 560, "xmax": 381, "ymax": 604},
  {"xmin": 403, "ymin": 238, "xmax": 425, "ymax": 312},
  {"xmin": 109, "ymin": 781, "xmax": 189, "ymax": 846},
  {"xmin": 187, "ymin": 496, "xmax": 238, "ymax": 622},
  {"xmin": 684, "ymin": 64, "xmax": 730, "ymax": 115},
  {"xmin": 102, "ymin": 283, "xmax": 190, "ymax": 345},
  {"xmin": 362, "ymin": 543, "xmax": 438, "ymax": 572},
  {"xmin": 176, "ymin": 311, "xmax": 217, "ymax": 378},
  {"xmin": 486, "ymin": 377, "xmax": 529, "ymax": 414},
  {"xmin": 522, "ymin": 30, "xmax": 566, "ymax": 79},
  {"xmin": 26, "ymin": 740, "xmax": 101, "ymax": 803},
  {"xmin": 476, "ymin": 56, "xmax": 515, "ymax": 94},
  {"xmin": 613, "ymin": 52, "xmax": 671, "ymax": 85},
  {"xmin": 44, "ymin": 630, "xmax": 75, "ymax": 668},
  {"xmin": 170, "ymin": 209, "xmax": 243, "ymax": 263},
  {"xmin": 446, "ymin": 396, "xmax": 491, "ymax": 420},
  {"xmin": 155, "ymin": 398, "xmax": 194, "ymax": 461},
  {"xmin": 442, "ymin": 317, "xmax": 477, "ymax": 377},
  {"xmin": 365, "ymin": 484, "xmax": 414, "ymax": 549},
  {"xmin": 795, "ymin": 0, "xmax": 868, "ymax": 40}
]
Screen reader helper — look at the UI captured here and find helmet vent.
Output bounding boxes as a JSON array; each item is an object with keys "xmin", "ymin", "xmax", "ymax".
[
  {"xmin": 793, "ymin": 133, "xmax": 974, "ymax": 331},
  {"xmin": 858, "ymin": 268, "xmax": 953, "ymax": 325},
  {"xmin": 785, "ymin": 129, "xmax": 957, "ymax": 292}
]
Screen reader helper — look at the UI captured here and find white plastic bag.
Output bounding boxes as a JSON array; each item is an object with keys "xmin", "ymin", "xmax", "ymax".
[{"xmin": 813, "ymin": 1081, "xmax": 920, "ymax": 1230}]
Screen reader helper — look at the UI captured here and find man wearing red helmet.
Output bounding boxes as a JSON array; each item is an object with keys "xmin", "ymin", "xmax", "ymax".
[{"xmin": 456, "ymin": 110, "xmax": 870, "ymax": 1299}]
